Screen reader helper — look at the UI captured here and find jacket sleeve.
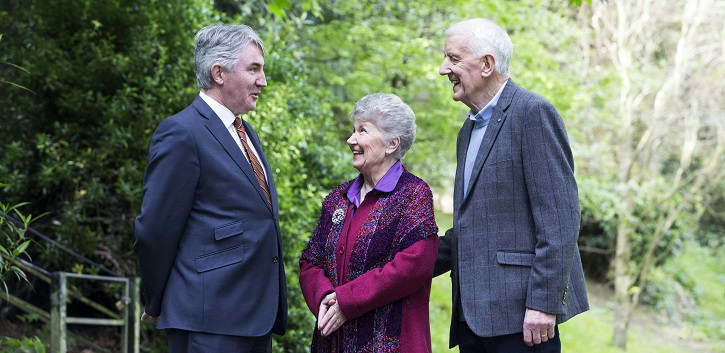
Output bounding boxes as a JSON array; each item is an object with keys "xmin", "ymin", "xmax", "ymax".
[
  {"xmin": 521, "ymin": 98, "xmax": 581, "ymax": 315},
  {"xmin": 434, "ymin": 228, "xmax": 453, "ymax": 277},
  {"xmin": 335, "ymin": 236, "xmax": 438, "ymax": 320},
  {"xmin": 133, "ymin": 118, "xmax": 199, "ymax": 317}
]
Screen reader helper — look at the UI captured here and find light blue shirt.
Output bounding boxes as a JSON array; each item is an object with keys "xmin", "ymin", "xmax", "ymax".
[{"xmin": 463, "ymin": 80, "xmax": 508, "ymax": 196}]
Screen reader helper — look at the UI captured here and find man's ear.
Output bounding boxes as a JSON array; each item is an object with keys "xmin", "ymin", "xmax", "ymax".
[
  {"xmin": 480, "ymin": 53, "xmax": 496, "ymax": 77},
  {"xmin": 211, "ymin": 64, "xmax": 224, "ymax": 85},
  {"xmin": 386, "ymin": 136, "xmax": 401, "ymax": 156}
]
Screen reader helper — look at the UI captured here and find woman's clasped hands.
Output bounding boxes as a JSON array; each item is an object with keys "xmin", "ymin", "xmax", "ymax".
[{"xmin": 317, "ymin": 292, "xmax": 347, "ymax": 337}]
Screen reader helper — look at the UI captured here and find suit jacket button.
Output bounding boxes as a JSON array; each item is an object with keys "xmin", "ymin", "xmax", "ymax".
[{"xmin": 272, "ymin": 256, "xmax": 278, "ymax": 263}]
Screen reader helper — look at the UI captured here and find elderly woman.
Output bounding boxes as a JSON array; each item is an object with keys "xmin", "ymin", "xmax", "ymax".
[{"xmin": 299, "ymin": 93, "xmax": 439, "ymax": 353}]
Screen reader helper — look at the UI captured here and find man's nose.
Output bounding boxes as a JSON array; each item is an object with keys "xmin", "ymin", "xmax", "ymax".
[{"xmin": 439, "ymin": 60, "xmax": 451, "ymax": 75}]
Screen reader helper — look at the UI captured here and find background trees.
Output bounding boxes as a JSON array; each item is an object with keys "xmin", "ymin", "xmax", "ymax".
[
  {"xmin": 1, "ymin": 0, "xmax": 723, "ymax": 351},
  {"xmin": 573, "ymin": 0, "xmax": 725, "ymax": 348}
]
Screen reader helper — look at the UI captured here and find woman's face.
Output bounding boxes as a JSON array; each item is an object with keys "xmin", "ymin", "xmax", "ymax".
[{"xmin": 346, "ymin": 120, "xmax": 392, "ymax": 176}]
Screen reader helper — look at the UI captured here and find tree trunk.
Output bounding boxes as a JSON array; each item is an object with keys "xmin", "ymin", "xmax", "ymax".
[{"xmin": 613, "ymin": 213, "xmax": 633, "ymax": 349}]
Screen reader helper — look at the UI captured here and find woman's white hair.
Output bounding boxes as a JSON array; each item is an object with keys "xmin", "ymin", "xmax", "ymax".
[{"xmin": 351, "ymin": 93, "xmax": 416, "ymax": 160}]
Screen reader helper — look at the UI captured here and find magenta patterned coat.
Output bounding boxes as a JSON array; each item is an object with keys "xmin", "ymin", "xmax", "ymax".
[{"xmin": 300, "ymin": 168, "xmax": 439, "ymax": 353}]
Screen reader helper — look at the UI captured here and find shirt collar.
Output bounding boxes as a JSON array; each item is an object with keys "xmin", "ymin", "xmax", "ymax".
[
  {"xmin": 199, "ymin": 91, "xmax": 237, "ymax": 128},
  {"xmin": 346, "ymin": 161, "xmax": 403, "ymax": 207},
  {"xmin": 468, "ymin": 79, "xmax": 509, "ymax": 126}
]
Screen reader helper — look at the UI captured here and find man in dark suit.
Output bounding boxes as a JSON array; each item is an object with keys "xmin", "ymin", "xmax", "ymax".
[
  {"xmin": 134, "ymin": 24, "xmax": 287, "ymax": 353},
  {"xmin": 434, "ymin": 18, "xmax": 589, "ymax": 353}
]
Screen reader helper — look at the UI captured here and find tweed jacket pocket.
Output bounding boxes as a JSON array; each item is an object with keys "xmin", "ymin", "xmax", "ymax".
[
  {"xmin": 195, "ymin": 244, "xmax": 245, "ymax": 273},
  {"xmin": 496, "ymin": 251, "xmax": 534, "ymax": 266}
]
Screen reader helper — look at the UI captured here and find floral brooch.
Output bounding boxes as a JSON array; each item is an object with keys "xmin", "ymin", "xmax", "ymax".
[{"xmin": 332, "ymin": 208, "xmax": 346, "ymax": 225}]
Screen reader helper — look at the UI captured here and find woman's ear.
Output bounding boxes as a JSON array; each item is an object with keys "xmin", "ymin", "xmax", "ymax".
[{"xmin": 386, "ymin": 136, "xmax": 401, "ymax": 156}]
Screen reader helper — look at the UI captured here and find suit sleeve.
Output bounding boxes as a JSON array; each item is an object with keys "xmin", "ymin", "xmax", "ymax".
[
  {"xmin": 521, "ymin": 99, "xmax": 581, "ymax": 315},
  {"xmin": 433, "ymin": 228, "xmax": 453, "ymax": 277},
  {"xmin": 335, "ymin": 184, "xmax": 439, "ymax": 320},
  {"xmin": 134, "ymin": 118, "xmax": 199, "ymax": 317}
]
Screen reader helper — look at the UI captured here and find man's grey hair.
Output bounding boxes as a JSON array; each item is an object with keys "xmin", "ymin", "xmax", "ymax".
[
  {"xmin": 351, "ymin": 93, "xmax": 416, "ymax": 160},
  {"xmin": 446, "ymin": 18, "xmax": 513, "ymax": 75},
  {"xmin": 194, "ymin": 24, "xmax": 265, "ymax": 89}
]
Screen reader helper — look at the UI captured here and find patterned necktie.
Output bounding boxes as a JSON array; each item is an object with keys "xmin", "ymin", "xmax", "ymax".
[{"xmin": 234, "ymin": 117, "xmax": 271, "ymax": 205}]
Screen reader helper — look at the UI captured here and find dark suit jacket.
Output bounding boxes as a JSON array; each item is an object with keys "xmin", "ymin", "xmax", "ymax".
[
  {"xmin": 134, "ymin": 95, "xmax": 287, "ymax": 337},
  {"xmin": 434, "ymin": 80, "xmax": 588, "ymax": 346}
]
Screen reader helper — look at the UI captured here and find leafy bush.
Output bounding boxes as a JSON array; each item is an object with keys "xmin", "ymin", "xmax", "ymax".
[
  {"xmin": 0, "ymin": 198, "xmax": 35, "ymax": 298},
  {"xmin": 0, "ymin": 336, "xmax": 46, "ymax": 353}
]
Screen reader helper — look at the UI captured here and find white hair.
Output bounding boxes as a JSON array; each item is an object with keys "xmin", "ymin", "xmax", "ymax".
[
  {"xmin": 351, "ymin": 93, "xmax": 416, "ymax": 160},
  {"xmin": 446, "ymin": 18, "xmax": 513, "ymax": 75}
]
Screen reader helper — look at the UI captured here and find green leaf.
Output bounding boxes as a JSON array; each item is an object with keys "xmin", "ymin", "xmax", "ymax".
[
  {"xmin": 15, "ymin": 240, "xmax": 31, "ymax": 254},
  {"xmin": 268, "ymin": 0, "xmax": 290, "ymax": 19},
  {"xmin": 11, "ymin": 266, "xmax": 29, "ymax": 283},
  {"xmin": 0, "ymin": 80, "xmax": 34, "ymax": 93}
]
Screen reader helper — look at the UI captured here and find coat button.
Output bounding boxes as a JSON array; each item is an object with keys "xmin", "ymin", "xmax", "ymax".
[{"xmin": 272, "ymin": 256, "xmax": 278, "ymax": 263}]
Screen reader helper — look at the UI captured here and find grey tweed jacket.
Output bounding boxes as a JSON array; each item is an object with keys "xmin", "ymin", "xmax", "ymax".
[{"xmin": 434, "ymin": 79, "xmax": 589, "ymax": 347}]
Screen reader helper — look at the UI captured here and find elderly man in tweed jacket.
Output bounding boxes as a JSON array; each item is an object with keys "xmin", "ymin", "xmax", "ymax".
[{"xmin": 434, "ymin": 18, "xmax": 589, "ymax": 353}]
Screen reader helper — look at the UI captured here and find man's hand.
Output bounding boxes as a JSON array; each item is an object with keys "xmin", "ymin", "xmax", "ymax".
[
  {"xmin": 317, "ymin": 292, "xmax": 347, "ymax": 337},
  {"xmin": 140, "ymin": 311, "xmax": 159, "ymax": 323},
  {"xmin": 523, "ymin": 308, "xmax": 556, "ymax": 346}
]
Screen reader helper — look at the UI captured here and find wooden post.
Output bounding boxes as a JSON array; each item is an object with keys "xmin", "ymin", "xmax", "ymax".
[
  {"xmin": 125, "ymin": 277, "xmax": 141, "ymax": 353},
  {"xmin": 50, "ymin": 272, "xmax": 68, "ymax": 353}
]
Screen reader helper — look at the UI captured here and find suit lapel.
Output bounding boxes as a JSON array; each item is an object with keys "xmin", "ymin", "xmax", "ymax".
[
  {"xmin": 460, "ymin": 80, "xmax": 517, "ymax": 207},
  {"xmin": 454, "ymin": 118, "xmax": 474, "ymax": 210},
  {"xmin": 192, "ymin": 96, "xmax": 274, "ymax": 214}
]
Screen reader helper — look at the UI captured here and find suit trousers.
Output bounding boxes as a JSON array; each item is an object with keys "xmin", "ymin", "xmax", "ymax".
[
  {"xmin": 458, "ymin": 321, "xmax": 561, "ymax": 353},
  {"xmin": 167, "ymin": 329, "xmax": 272, "ymax": 353}
]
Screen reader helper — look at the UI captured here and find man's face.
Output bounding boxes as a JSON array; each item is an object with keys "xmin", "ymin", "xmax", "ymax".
[
  {"xmin": 439, "ymin": 34, "xmax": 487, "ymax": 111},
  {"xmin": 219, "ymin": 42, "xmax": 267, "ymax": 116}
]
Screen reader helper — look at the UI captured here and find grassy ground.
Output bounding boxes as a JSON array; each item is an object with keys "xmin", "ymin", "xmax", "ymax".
[{"xmin": 430, "ymin": 213, "xmax": 725, "ymax": 352}]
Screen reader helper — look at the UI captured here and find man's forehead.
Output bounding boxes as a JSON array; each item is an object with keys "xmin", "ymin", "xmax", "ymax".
[{"xmin": 444, "ymin": 34, "xmax": 470, "ymax": 51}]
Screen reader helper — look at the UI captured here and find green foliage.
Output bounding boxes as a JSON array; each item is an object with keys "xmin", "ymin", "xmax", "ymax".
[
  {"xmin": 577, "ymin": 174, "xmax": 703, "ymax": 283},
  {"xmin": 0, "ymin": 194, "xmax": 41, "ymax": 298},
  {"xmin": 647, "ymin": 241, "xmax": 725, "ymax": 342},
  {"xmin": 696, "ymin": 178, "xmax": 725, "ymax": 249},
  {"xmin": 0, "ymin": 0, "xmax": 211, "ymax": 273},
  {"xmin": 0, "ymin": 34, "xmax": 33, "ymax": 93},
  {"xmin": 555, "ymin": 242, "xmax": 725, "ymax": 352},
  {"xmin": 0, "ymin": 336, "xmax": 46, "ymax": 353}
]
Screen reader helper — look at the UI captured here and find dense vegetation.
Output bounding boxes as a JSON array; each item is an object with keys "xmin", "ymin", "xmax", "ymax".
[{"xmin": 1, "ymin": 0, "xmax": 723, "ymax": 351}]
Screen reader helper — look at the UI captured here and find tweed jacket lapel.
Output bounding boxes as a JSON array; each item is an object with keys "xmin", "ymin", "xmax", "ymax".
[
  {"xmin": 193, "ymin": 96, "xmax": 274, "ymax": 214},
  {"xmin": 461, "ymin": 80, "xmax": 517, "ymax": 206},
  {"xmin": 454, "ymin": 118, "xmax": 474, "ymax": 211}
]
